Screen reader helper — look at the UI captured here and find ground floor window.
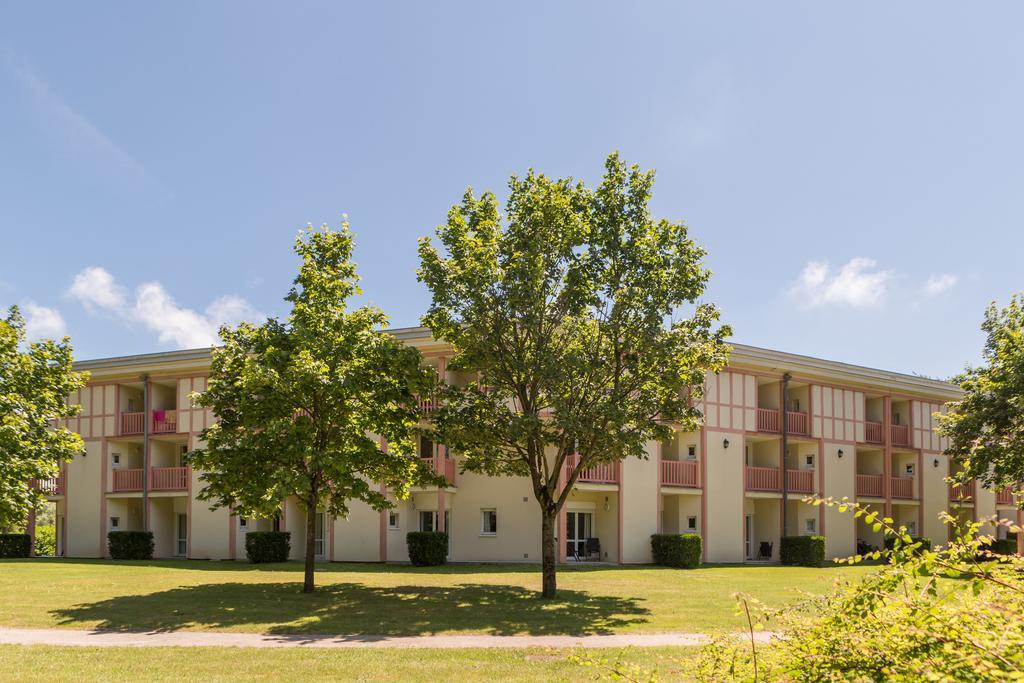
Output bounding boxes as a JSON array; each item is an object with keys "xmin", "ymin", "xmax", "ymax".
[
  {"xmin": 687, "ymin": 516, "xmax": 698, "ymax": 532},
  {"xmin": 314, "ymin": 512, "xmax": 325, "ymax": 557},
  {"xmin": 176, "ymin": 513, "xmax": 187, "ymax": 556},
  {"xmin": 109, "ymin": 516, "xmax": 120, "ymax": 530},
  {"xmin": 388, "ymin": 511, "xmax": 400, "ymax": 529},
  {"xmin": 566, "ymin": 510, "xmax": 593, "ymax": 558},
  {"xmin": 480, "ymin": 509, "xmax": 497, "ymax": 536}
]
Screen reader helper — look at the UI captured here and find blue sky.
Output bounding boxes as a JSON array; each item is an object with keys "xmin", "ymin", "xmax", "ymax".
[{"xmin": 1, "ymin": 3, "xmax": 1020, "ymax": 379}]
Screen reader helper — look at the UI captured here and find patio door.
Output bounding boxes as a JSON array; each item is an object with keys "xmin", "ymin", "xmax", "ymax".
[
  {"xmin": 176, "ymin": 513, "xmax": 188, "ymax": 557},
  {"xmin": 566, "ymin": 511, "xmax": 593, "ymax": 559},
  {"xmin": 745, "ymin": 514, "xmax": 753, "ymax": 560},
  {"xmin": 314, "ymin": 512, "xmax": 326, "ymax": 559}
]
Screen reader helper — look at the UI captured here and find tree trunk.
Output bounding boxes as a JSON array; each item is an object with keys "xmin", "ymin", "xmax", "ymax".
[
  {"xmin": 303, "ymin": 507, "xmax": 316, "ymax": 593},
  {"xmin": 541, "ymin": 509, "xmax": 557, "ymax": 599}
]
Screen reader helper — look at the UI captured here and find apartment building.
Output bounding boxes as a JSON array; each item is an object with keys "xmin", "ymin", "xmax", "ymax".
[{"xmin": 31, "ymin": 327, "xmax": 1022, "ymax": 564}]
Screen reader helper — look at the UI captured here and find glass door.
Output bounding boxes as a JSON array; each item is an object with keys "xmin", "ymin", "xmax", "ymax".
[
  {"xmin": 314, "ymin": 512, "xmax": 325, "ymax": 558},
  {"xmin": 176, "ymin": 514, "xmax": 188, "ymax": 557},
  {"xmin": 566, "ymin": 511, "xmax": 592, "ymax": 559},
  {"xmin": 745, "ymin": 514, "xmax": 753, "ymax": 560}
]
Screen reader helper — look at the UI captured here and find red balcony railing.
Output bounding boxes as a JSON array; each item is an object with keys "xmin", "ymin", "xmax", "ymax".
[
  {"xmin": 864, "ymin": 421, "xmax": 883, "ymax": 444},
  {"xmin": 151, "ymin": 467, "xmax": 189, "ymax": 491},
  {"xmin": 419, "ymin": 457, "xmax": 456, "ymax": 486},
  {"xmin": 997, "ymin": 487, "xmax": 1017, "ymax": 506},
  {"xmin": 856, "ymin": 474, "xmax": 883, "ymax": 497},
  {"xmin": 891, "ymin": 476, "xmax": 915, "ymax": 499},
  {"xmin": 417, "ymin": 394, "xmax": 440, "ymax": 417},
  {"xmin": 949, "ymin": 481, "xmax": 975, "ymax": 502},
  {"xmin": 890, "ymin": 424, "xmax": 911, "ymax": 447},
  {"xmin": 787, "ymin": 468, "xmax": 814, "ymax": 494},
  {"xmin": 566, "ymin": 454, "xmax": 620, "ymax": 484},
  {"xmin": 32, "ymin": 472, "xmax": 65, "ymax": 496},
  {"xmin": 787, "ymin": 411, "xmax": 809, "ymax": 436},
  {"xmin": 756, "ymin": 408, "xmax": 779, "ymax": 433},
  {"xmin": 152, "ymin": 410, "xmax": 177, "ymax": 434},
  {"xmin": 121, "ymin": 412, "xmax": 145, "ymax": 436},
  {"xmin": 661, "ymin": 459, "xmax": 700, "ymax": 488},
  {"xmin": 112, "ymin": 468, "xmax": 144, "ymax": 492},
  {"xmin": 745, "ymin": 465, "xmax": 780, "ymax": 492}
]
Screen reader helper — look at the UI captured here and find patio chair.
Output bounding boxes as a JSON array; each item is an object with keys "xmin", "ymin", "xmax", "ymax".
[
  {"xmin": 586, "ymin": 537, "xmax": 601, "ymax": 561},
  {"xmin": 758, "ymin": 541, "xmax": 773, "ymax": 561}
]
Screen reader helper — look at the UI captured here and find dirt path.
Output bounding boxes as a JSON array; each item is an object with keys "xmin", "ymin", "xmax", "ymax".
[{"xmin": 0, "ymin": 627, "xmax": 775, "ymax": 649}]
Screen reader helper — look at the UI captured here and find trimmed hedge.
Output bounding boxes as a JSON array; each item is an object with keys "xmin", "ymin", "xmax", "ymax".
[
  {"xmin": 990, "ymin": 538, "xmax": 1018, "ymax": 556},
  {"xmin": 108, "ymin": 531, "xmax": 154, "ymax": 560},
  {"xmin": 780, "ymin": 535, "xmax": 826, "ymax": 567},
  {"xmin": 884, "ymin": 536, "xmax": 933, "ymax": 554},
  {"xmin": 0, "ymin": 534, "xmax": 31, "ymax": 558},
  {"xmin": 245, "ymin": 531, "xmax": 290, "ymax": 563},
  {"xmin": 650, "ymin": 534, "xmax": 702, "ymax": 568},
  {"xmin": 407, "ymin": 531, "xmax": 448, "ymax": 566}
]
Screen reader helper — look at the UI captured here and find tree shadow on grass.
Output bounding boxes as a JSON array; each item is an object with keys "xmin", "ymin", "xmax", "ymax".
[{"xmin": 51, "ymin": 582, "xmax": 649, "ymax": 636}]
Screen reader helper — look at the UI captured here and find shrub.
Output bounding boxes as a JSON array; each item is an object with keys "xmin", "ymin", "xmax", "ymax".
[
  {"xmin": 0, "ymin": 534, "xmax": 31, "ymax": 558},
  {"xmin": 990, "ymin": 538, "xmax": 1017, "ymax": 556},
  {"xmin": 780, "ymin": 535, "xmax": 825, "ymax": 567},
  {"xmin": 407, "ymin": 531, "xmax": 448, "ymax": 566},
  {"xmin": 107, "ymin": 531, "xmax": 154, "ymax": 560},
  {"xmin": 34, "ymin": 525, "xmax": 56, "ymax": 556},
  {"xmin": 245, "ymin": 531, "xmax": 290, "ymax": 563},
  {"xmin": 650, "ymin": 534, "xmax": 702, "ymax": 568}
]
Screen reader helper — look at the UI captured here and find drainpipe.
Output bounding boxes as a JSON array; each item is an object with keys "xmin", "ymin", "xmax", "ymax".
[
  {"xmin": 142, "ymin": 375, "xmax": 151, "ymax": 532},
  {"xmin": 781, "ymin": 373, "xmax": 791, "ymax": 538}
]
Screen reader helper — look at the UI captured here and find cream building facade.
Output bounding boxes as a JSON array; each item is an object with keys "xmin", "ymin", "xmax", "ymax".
[{"xmin": 32, "ymin": 327, "xmax": 1023, "ymax": 564}]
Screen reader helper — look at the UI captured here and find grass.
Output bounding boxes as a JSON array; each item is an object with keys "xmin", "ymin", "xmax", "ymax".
[
  {"xmin": 0, "ymin": 644, "xmax": 698, "ymax": 682},
  {"xmin": 0, "ymin": 559, "xmax": 875, "ymax": 635}
]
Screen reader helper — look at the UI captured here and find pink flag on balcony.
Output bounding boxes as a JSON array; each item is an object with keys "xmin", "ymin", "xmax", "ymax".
[{"xmin": 153, "ymin": 409, "xmax": 166, "ymax": 421}]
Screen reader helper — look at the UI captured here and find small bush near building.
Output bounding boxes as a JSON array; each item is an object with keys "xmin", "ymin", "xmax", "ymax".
[
  {"xmin": 107, "ymin": 531, "xmax": 154, "ymax": 560},
  {"xmin": 780, "ymin": 535, "xmax": 825, "ymax": 567},
  {"xmin": 0, "ymin": 534, "xmax": 31, "ymax": 558},
  {"xmin": 990, "ymin": 538, "xmax": 1017, "ymax": 556},
  {"xmin": 34, "ymin": 525, "xmax": 56, "ymax": 556},
  {"xmin": 245, "ymin": 531, "xmax": 290, "ymax": 563},
  {"xmin": 407, "ymin": 531, "xmax": 448, "ymax": 566},
  {"xmin": 650, "ymin": 533, "xmax": 702, "ymax": 568}
]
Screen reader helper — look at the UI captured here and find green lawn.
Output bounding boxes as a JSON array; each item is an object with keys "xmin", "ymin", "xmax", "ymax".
[
  {"xmin": 0, "ymin": 559, "xmax": 874, "ymax": 635},
  {"xmin": 0, "ymin": 644, "xmax": 696, "ymax": 682}
]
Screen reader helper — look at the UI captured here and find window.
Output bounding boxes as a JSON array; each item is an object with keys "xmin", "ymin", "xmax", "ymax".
[
  {"xmin": 805, "ymin": 454, "xmax": 814, "ymax": 467},
  {"xmin": 686, "ymin": 516, "xmax": 698, "ymax": 531},
  {"xmin": 907, "ymin": 521, "xmax": 917, "ymax": 536},
  {"xmin": 388, "ymin": 511, "xmax": 400, "ymax": 529},
  {"xmin": 419, "ymin": 510, "xmax": 435, "ymax": 532},
  {"xmin": 109, "ymin": 517, "xmax": 120, "ymax": 530},
  {"xmin": 480, "ymin": 509, "xmax": 497, "ymax": 536},
  {"xmin": 905, "ymin": 463, "xmax": 915, "ymax": 475},
  {"xmin": 687, "ymin": 445, "xmax": 697, "ymax": 460},
  {"xmin": 239, "ymin": 517, "xmax": 247, "ymax": 529},
  {"xmin": 804, "ymin": 518, "xmax": 816, "ymax": 534},
  {"xmin": 792, "ymin": 399, "xmax": 801, "ymax": 412},
  {"xmin": 111, "ymin": 453, "xmax": 120, "ymax": 465}
]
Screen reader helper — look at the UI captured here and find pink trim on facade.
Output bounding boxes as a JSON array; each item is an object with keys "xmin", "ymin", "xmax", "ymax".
[
  {"xmin": 699, "ymin": 421, "xmax": 708, "ymax": 562},
  {"xmin": 100, "ymin": 440, "xmax": 108, "ymax": 557}
]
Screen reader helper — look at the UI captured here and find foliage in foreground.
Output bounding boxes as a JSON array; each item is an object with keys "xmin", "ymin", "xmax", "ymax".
[{"xmin": 586, "ymin": 500, "xmax": 1024, "ymax": 682}]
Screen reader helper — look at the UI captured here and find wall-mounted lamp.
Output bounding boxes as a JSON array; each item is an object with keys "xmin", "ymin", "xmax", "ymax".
[
  {"xmin": 837, "ymin": 449, "xmax": 844, "ymax": 458},
  {"xmin": 723, "ymin": 438, "xmax": 730, "ymax": 449},
  {"xmin": 933, "ymin": 459, "xmax": 940, "ymax": 468}
]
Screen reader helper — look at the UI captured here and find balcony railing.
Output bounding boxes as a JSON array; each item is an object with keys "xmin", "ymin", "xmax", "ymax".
[
  {"xmin": 864, "ymin": 421, "xmax": 883, "ymax": 444},
  {"xmin": 419, "ymin": 457, "xmax": 456, "ymax": 486},
  {"xmin": 890, "ymin": 424, "xmax": 910, "ymax": 447},
  {"xmin": 856, "ymin": 473, "xmax": 883, "ymax": 497},
  {"xmin": 949, "ymin": 481, "xmax": 975, "ymax": 502},
  {"xmin": 997, "ymin": 487, "xmax": 1017, "ymax": 506},
  {"xmin": 755, "ymin": 408, "xmax": 808, "ymax": 435},
  {"xmin": 112, "ymin": 468, "xmax": 144, "ymax": 492},
  {"xmin": 565, "ymin": 454, "xmax": 620, "ymax": 485},
  {"xmin": 787, "ymin": 468, "xmax": 814, "ymax": 494},
  {"xmin": 891, "ymin": 476, "xmax": 915, "ymax": 499},
  {"xmin": 661, "ymin": 459, "xmax": 700, "ymax": 488},
  {"xmin": 417, "ymin": 394, "xmax": 440, "ymax": 417},
  {"xmin": 151, "ymin": 467, "xmax": 189, "ymax": 491},
  {"xmin": 121, "ymin": 412, "xmax": 145, "ymax": 435},
  {"xmin": 32, "ymin": 472, "xmax": 66, "ymax": 496},
  {"xmin": 745, "ymin": 465, "xmax": 780, "ymax": 491},
  {"xmin": 120, "ymin": 410, "xmax": 178, "ymax": 436}
]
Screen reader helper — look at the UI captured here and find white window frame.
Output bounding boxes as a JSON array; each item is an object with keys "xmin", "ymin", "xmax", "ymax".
[
  {"xmin": 687, "ymin": 445, "xmax": 697, "ymax": 460},
  {"xmin": 111, "ymin": 453, "xmax": 120, "ymax": 466},
  {"xmin": 686, "ymin": 516, "xmax": 698, "ymax": 531},
  {"xmin": 804, "ymin": 518, "xmax": 816, "ymax": 534},
  {"xmin": 109, "ymin": 516, "xmax": 120, "ymax": 530},
  {"xmin": 905, "ymin": 463, "xmax": 915, "ymax": 476},
  {"xmin": 480, "ymin": 509, "xmax": 497, "ymax": 536},
  {"xmin": 906, "ymin": 521, "xmax": 917, "ymax": 536},
  {"xmin": 239, "ymin": 517, "xmax": 247, "ymax": 529},
  {"xmin": 388, "ymin": 511, "xmax": 400, "ymax": 530},
  {"xmin": 805, "ymin": 454, "xmax": 814, "ymax": 468}
]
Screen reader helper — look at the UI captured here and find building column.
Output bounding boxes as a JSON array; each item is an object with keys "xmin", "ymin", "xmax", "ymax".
[{"xmin": 883, "ymin": 396, "xmax": 893, "ymax": 518}]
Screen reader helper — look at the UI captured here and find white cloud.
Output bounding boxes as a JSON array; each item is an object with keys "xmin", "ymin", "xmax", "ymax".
[
  {"xmin": 22, "ymin": 302, "xmax": 67, "ymax": 340},
  {"xmin": 789, "ymin": 257, "xmax": 895, "ymax": 308},
  {"xmin": 67, "ymin": 267, "xmax": 265, "ymax": 349},
  {"xmin": 923, "ymin": 274, "xmax": 958, "ymax": 296}
]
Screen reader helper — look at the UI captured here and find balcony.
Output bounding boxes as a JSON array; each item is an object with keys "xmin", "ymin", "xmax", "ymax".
[
  {"xmin": 419, "ymin": 457, "xmax": 456, "ymax": 486},
  {"xmin": 864, "ymin": 421, "xmax": 883, "ymax": 444},
  {"xmin": 890, "ymin": 424, "xmax": 910, "ymax": 447},
  {"xmin": 565, "ymin": 454, "xmax": 620, "ymax": 485},
  {"xmin": 111, "ymin": 467, "xmax": 190, "ymax": 493},
  {"xmin": 948, "ymin": 481, "xmax": 975, "ymax": 502},
  {"xmin": 661, "ymin": 459, "xmax": 700, "ymax": 488},
  {"xmin": 856, "ymin": 474, "xmax": 883, "ymax": 497},
  {"xmin": 890, "ymin": 476, "xmax": 915, "ymax": 500},
  {"xmin": 120, "ymin": 410, "xmax": 178, "ymax": 436},
  {"xmin": 744, "ymin": 466, "xmax": 813, "ymax": 494},
  {"xmin": 755, "ymin": 408, "xmax": 808, "ymax": 435},
  {"xmin": 32, "ymin": 472, "xmax": 66, "ymax": 496},
  {"xmin": 997, "ymin": 487, "xmax": 1017, "ymax": 506}
]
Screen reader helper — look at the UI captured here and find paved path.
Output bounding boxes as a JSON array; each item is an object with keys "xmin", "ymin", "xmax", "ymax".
[{"xmin": 0, "ymin": 627, "xmax": 774, "ymax": 649}]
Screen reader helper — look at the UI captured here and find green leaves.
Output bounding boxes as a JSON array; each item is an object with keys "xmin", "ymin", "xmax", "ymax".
[{"xmin": 0, "ymin": 306, "xmax": 87, "ymax": 529}]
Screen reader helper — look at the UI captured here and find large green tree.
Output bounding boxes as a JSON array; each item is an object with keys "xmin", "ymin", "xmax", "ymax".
[
  {"xmin": 190, "ymin": 224, "xmax": 433, "ymax": 593},
  {"xmin": 418, "ymin": 153, "xmax": 730, "ymax": 597},
  {"xmin": 0, "ymin": 307, "xmax": 87, "ymax": 531},
  {"xmin": 938, "ymin": 294, "xmax": 1024, "ymax": 494}
]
